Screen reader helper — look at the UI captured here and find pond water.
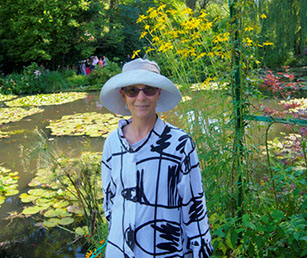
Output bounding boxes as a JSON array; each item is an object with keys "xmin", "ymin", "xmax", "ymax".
[
  {"xmin": 0, "ymin": 90, "xmax": 294, "ymax": 257},
  {"xmin": 0, "ymin": 92, "xmax": 106, "ymax": 257}
]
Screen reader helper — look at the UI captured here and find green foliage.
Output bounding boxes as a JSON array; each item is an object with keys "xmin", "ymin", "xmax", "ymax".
[
  {"xmin": 21, "ymin": 130, "xmax": 107, "ymax": 238},
  {"xmin": 1, "ymin": 62, "xmax": 44, "ymax": 94},
  {"xmin": 248, "ymin": 0, "xmax": 306, "ymax": 67},
  {"xmin": 0, "ymin": 0, "xmax": 106, "ymax": 71},
  {"xmin": 47, "ymin": 112, "xmax": 128, "ymax": 137},
  {"xmin": 211, "ymin": 210, "xmax": 306, "ymax": 258},
  {"xmin": 0, "ymin": 166, "xmax": 19, "ymax": 208},
  {"xmin": 5, "ymin": 92, "xmax": 87, "ymax": 107},
  {"xmin": 66, "ymin": 74, "xmax": 90, "ymax": 88},
  {"xmin": 88, "ymin": 62, "xmax": 121, "ymax": 88}
]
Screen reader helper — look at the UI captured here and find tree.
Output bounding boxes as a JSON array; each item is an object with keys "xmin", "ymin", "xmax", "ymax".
[
  {"xmin": 249, "ymin": 0, "xmax": 307, "ymax": 67},
  {"xmin": 0, "ymin": 0, "xmax": 105, "ymax": 72}
]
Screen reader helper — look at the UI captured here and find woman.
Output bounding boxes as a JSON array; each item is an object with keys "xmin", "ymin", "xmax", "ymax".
[{"xmin": 100, "ymin": 58, "xmax": 213, "ymax": 258}]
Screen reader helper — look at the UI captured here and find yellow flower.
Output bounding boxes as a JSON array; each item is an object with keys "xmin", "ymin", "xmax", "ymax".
[
  {"xmin": 244, "ymin": 37, "xmax": 253, "ymax": 46},
  {"xmin": 145, "ymin": 47, "xmax": 155, "ymax": 54},
  {"xmin": 195, "ymin": 52, "xmax": 206, "ymax": 60},
  {"xmin": 199, "ymin": 10, "xmax": 208, "ymax": 19},
  {"xmin": 152, "ymin": 36, "xmax": 160, "ymax": 42},
  {"xmin": 260, "ymin": 13, "xmax": 267, "ymax": 19},
  {"xmin": 85, "ymin": 250, "xmax": 93, "ymax": 258},
  {"xmin": 140, "ymin": 31, "xmax": 147, "ymax": 39},
  {"xmin": 182, "ymin": 8, "xmax": 193, "ymax": 16},
  {"xmin": 166, "ymin": 9, "xmax": 177, "ymax": 16},
  {"xmin": 201, "ymin": 22, "xmax": 212, "ymax": 30},
  {"xmin": 244, "ymin": 26, "xmax": 254, "ymax": 32},
  {"xmin": 157, "ymin": 4, "xmax": 166, "ymax": 11},
  {"xmin": 146, "ymin": 7, "xmax": 155, "ymax": 14},
  {"xmin": 263, "ymin": 41, "xmax": 274, "ymax": 46},
  {"xmin": 207, "ymin": 52, "xmax": 215, "ymax": 58},
  {"xmin": 137, "ymin": 14, "xmax": 147, "ymax": 23},
  {"xmin": 149, "ymin": 9, "xmax": 158, "ymax": 19},
  {"xmin": 144, "ymin": 25, "xmax": 150, "ymax": 30},
  {"xmin": 158, "ymin": 42, "xmax": 173, "ymax": 53},
  {"xmin": 132, "ymin": 49, "xmax": 141, "ymax": 59}
]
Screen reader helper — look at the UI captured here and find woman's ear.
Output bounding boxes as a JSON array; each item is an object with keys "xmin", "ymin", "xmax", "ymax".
[
  {"xmin": 120, "ymin": 89, "xmax": 126, "ymax": 101},
  {"xmin": 157, "ymin": 88, "xmax": 162, "ymax": 99}
]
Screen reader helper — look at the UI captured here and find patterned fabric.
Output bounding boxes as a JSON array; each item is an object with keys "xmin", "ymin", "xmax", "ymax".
[{"xmin": 101, "ymin": 117, "xmax": 213, "ymax": 258}]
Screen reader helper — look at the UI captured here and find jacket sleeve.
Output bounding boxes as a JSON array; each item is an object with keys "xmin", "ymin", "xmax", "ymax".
[
  {"xmin": 101, "ymin": 135, "xmax": 114, "ymax": 227},
  {"xmin": 177, "ymin": 136, "xmax": 213, "ymax": 258}
]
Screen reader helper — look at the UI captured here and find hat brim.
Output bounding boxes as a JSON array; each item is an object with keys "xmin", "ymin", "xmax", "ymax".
[{"xmin": 100, "ymin": 69, "xmax": 182, "ymax": 115}]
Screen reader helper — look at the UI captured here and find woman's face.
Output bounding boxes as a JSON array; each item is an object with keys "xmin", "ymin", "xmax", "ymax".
[{"xmin": 120, "ymin": 84, "xmax": 161, "ymax": 121}]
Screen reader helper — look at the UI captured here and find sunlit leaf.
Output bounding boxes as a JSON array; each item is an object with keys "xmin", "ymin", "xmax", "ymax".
[
  {"xmin": 5, "ymin": 92, "xmax": 87, "ymax": 107},
  {"xmin": 47, "ymin": 112, "xmax": 129, "ymax": 137},
  {"xmin": 0, "ymin": 107, "xmax": 44, "ymax": 125},
  {"xmin": 22, "ymin": 206, "xmax": 41, "ymax": 215}
]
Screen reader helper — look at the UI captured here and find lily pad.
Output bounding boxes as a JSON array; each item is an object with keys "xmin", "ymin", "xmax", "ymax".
[
  {"xmin": 75, "ymin": 226, "xmax": 89, "ymax": 236},
  {"xmin": 0, "ymin": 166, "xmax": 19, "ymax": 208},
  {"xmin": 43, "ymin": 218, "xmax": 60, "ymax": 228},
  {"xmin": 59, "ymin": 217, "xmax": 74, "ymax": 226},
  {"xmin": 47, "ymin": 112, "xmax": 128, "ymax": 137},
  {"xmin": 5, "ymin": 92, "xmax": 87, "ymax": 107},
  {"xmin": 22, "ymin": 206, "xmax": 41, "ymax": 215},
  {"xmin": 44, "ymin": 208, "xmax": 70, "ymax": 218},
  {"xmin": 0, "ymin": 107, "xmax": 44, "ymax": 125},
  {"xmin": 0, "ymin": 129, "xmax": 27, "ymax": 139},
  {"xmin": 53, "ymin": 200, "xmax": 69, "ymax": 209},
  {"xmin": 0, "ymin": 93, "xmax": 17, "ymax": 102},
  {"xmin": 20, "ymin": 193, "xmax": 35, "ymax": 203},
  {"xmin": 5, "ymin": 189, "xmax": 19, "ymax": 196}
]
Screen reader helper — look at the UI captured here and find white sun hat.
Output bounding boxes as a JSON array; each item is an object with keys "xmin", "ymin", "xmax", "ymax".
[{"xmin": 100, "ymin": 58, "xmax": 182, "ymax": 116}]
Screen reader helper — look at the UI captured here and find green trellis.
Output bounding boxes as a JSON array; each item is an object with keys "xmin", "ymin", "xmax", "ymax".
[{"xmin": 229, "ymin": 0, "xmax": 307, "ymax": 221}]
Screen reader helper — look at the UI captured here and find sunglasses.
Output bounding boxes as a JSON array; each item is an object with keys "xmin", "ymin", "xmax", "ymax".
[{"xmin": 122, "ymin": 86, "xmax": 159, "ymax": 97}]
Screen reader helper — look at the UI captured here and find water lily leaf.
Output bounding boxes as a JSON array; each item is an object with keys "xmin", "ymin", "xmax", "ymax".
[
  {"xmin": 75, "ymin": 226, "xmax": 89, "ymax": 236},
  {"xmin": 0, "ymin": 107, "xmax": 44, "ymax": 125},
  {"xmin": 43, "ymin": 218, "xmax": 60, "ymax": 228},
  {"xmin": 59, "ymin": 217, "xmax": 74, "ymax": 226},
  {"xmin": 36, "ymin": 197, "xmax": 54, "ymax": 205},
  {"xmin": 22, "ymin": 206, "xmax": 41, "ymax": 215},
  {"xmin": 53, "ymin": 200, "xmax": 69, "ymax": 209},
  {"xmin": 36, "ymin": 202, "xmax": 52, "ymax": 210},
  {"xmin": 0, "ymin": 93, "xmax": 17, "ymax": 102},
  {"xmin": 44, "ymin": 208, "xmax": 70, "ymax": 218},
  {"xmin": 47, "ymin": 112, "xmax": 129, "ymax": 137},
  {"xmin": 5, "ymin": 92, "xmax": 87, "ymax": 107},
  {"xmin": 0, "ymin": 166, "xmax": 19, "ymax": 207},
  {"xmin": 5, "ymin": 189, "xmax": 19, "ymax": 196},
  {"xmin": 19, "ymin": 193, "xmax": 37, "ymax": 203},
  {"xmin": 67, "ymin": 206, "xmax": 81, "ymax": 213}
]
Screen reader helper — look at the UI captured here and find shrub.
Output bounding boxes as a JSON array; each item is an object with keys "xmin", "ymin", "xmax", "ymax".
[
  {"xmin": 88, "ymin": 61, "xmax": 121, "ymax": 88},
  {"xmin": 40, "ymin": 71, "xmax": 68, "ymax": 92},
  {"xmin": 66, "ymin": 74, "xmax": 89, "ymax": 88}
]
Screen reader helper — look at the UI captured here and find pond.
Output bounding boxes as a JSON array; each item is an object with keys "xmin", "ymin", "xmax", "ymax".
[
  {"xmin": 0, "ymin": 90, "xmax": 296, "ymax": 257},
  {"xmin": 0, "ymin": 92, "xmax": 106, "ymax": 257}
]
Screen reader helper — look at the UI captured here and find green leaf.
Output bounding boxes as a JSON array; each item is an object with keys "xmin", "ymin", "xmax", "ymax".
[
  {"xmin": 59, "ymin": 217, "xmax": 74, "ymax": 226},
  {"xmin": 43, "ymin": 218, "xmax": 60, "ymax": 227},
  {"xmin": 271, "ymin": 209, "xmax": 285, "ymax": 222},
  {"xmin": 22, "ymin": 206, "xmax": 41, "ymax": 215}
]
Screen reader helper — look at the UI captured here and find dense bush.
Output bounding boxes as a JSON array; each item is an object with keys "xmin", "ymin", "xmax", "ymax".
[
  {"xmin": 0, "ymin": 61, "xmax": 122, "ymax": 95},
  {"xmin": 88, "ymin": 62, "xmax": 121, "ymax": 87}
]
